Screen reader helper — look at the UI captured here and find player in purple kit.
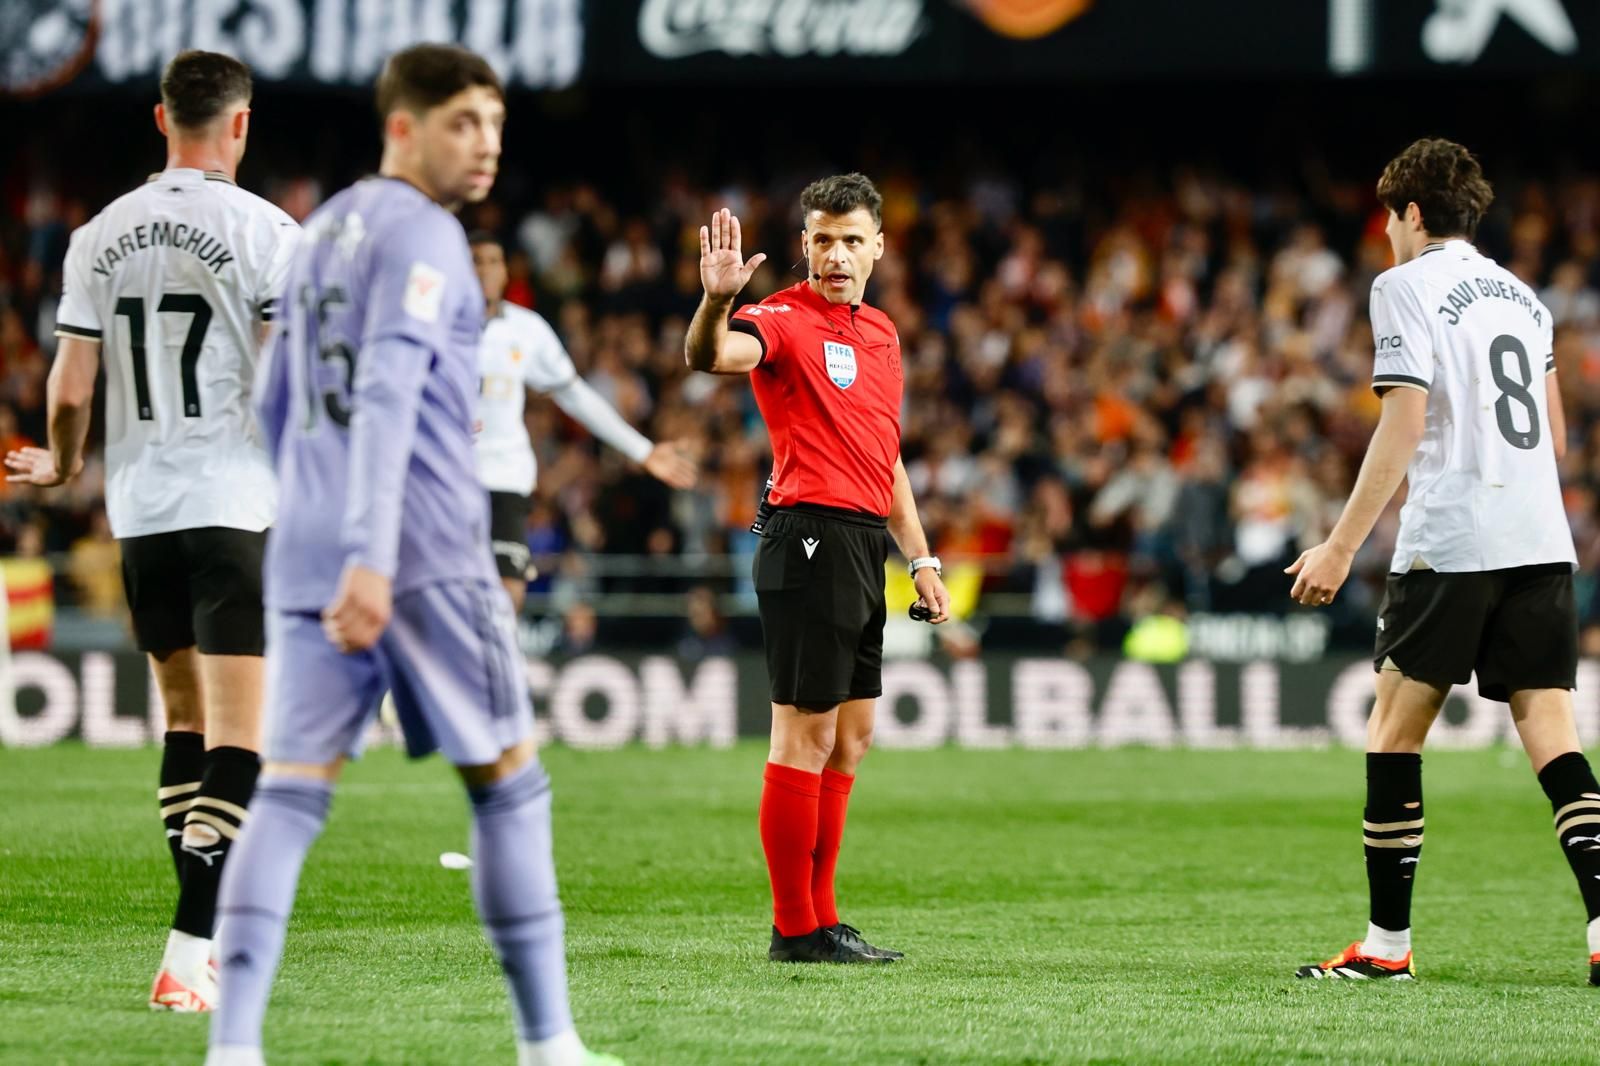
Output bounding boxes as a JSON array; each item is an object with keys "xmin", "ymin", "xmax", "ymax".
[{"xmin": 204, "ymin": 45, "xmax": 621, "ymax": 1066}]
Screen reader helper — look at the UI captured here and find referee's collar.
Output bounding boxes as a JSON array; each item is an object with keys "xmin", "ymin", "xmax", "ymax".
[{"xmin": 795, "ymin": 279, "xmax": 862, "ymax": 316}]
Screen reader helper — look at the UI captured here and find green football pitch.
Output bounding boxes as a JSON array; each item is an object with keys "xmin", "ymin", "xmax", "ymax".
[{"xmin": 2, "ymin": 743, "xmax": 1596, "ymax": 1065}]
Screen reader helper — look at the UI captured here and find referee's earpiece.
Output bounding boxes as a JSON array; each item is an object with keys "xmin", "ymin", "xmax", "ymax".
[{"xmin": 790, "ymin": 256, "xmax": 810, "ymax": 280}]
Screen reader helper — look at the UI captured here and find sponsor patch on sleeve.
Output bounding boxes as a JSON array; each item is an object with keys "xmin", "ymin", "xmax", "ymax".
[{"xmin": 403, "ymin": 261, "xmax": 446, "ymax": 323}]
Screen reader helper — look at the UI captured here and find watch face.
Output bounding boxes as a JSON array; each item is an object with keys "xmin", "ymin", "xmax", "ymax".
[{"xmin": 1, "ymin": 0, "xmax": 97, "ymax": 99}]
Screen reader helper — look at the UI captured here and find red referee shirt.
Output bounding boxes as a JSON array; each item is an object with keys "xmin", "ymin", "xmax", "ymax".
[{"xmin": 730, "ymin": 280, "xmax": 903, "ymax": 517}]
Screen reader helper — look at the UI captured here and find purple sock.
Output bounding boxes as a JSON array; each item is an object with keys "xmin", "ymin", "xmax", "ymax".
[
  {"xmin": 209, "ymin": 777, "xmax": 332, "ymax": 1051},
  {"xmin": 469, "ymin": 760, "xmax": 574, "ymax": 1041}
]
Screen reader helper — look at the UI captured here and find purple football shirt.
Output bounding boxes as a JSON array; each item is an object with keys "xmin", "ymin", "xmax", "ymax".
[{"xmin": 256, "ymin": 177, "xmax": 495, "ymax": 610}]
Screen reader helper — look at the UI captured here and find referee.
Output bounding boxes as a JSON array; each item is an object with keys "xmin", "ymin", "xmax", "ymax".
[{"xmin": 686, "ymin": 174, "xmax": 950, "ymax": 964}]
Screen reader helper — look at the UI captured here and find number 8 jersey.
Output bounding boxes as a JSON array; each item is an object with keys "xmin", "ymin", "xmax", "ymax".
[
  {"xmin": 1370, "ymin": 238, "xmax": 1576, "ymax": 574},
  {"xmin": 54, "ymin": 168, "xmax": 300, "ymax": 538}
]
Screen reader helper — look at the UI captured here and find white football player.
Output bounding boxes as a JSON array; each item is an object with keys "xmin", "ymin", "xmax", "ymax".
[
  {"xmin": 1289, "ymin": 138, "xmax": 1599, "ymax": 986},
  {"xmin": 469, "ymin": 231, "xmax": 695, "ymax": 612},
  {"xmin": 7, "ymin": 50, "xmax": 300, "ymax": 1011}
]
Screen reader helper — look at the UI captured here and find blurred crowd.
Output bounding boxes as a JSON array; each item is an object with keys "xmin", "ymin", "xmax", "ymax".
[
  {"xmin": 11, "ymin": 139, "xmax": 1600, "ymax": 652},
  {"xmin": 469, "ymin": 163, "xmax": 1600, "ymax": 654}
]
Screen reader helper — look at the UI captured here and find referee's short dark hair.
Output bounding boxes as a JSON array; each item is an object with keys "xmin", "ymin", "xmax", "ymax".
[
  {"xmin": 160, "ymin": 51, "xmax": 252, "ymax": 131},
  {"xmin": 801, "ymin": 173, "xmax": 883, "ymax": 230},
  {"xmin": 1377, "ymin": 138, "xmax": 1494, "ymax": 240},
  {"xmin": 376, "ymin": 44, "xmax": 502, "ymax": 122},
  {"xmin": 466, "ymin": 230, "xmax": 501, "ymax": 249}
]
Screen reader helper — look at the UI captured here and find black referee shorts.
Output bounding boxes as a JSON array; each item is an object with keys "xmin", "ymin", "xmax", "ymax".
[
  {"xmin": 753, "ymin": 505, "xmax": 889, "ymax": 711},
  {"xmin": 120, "ymin": 526, "xmax": 267, "ymax": 656},
  {"xmin": 1374, "ymin": 562, "xmax": 1577, "ymax": 703}
]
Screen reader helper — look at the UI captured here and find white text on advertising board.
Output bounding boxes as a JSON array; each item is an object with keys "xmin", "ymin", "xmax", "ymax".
[{"xmin": 638, "ymin": 0, "xmax": 925, "ymax": 59}]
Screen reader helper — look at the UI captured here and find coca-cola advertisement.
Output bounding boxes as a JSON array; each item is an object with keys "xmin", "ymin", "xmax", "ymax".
[
  {"xmin": 636, "ymin": 0, "xmax": 929, "ymax": 60},
  {"xmin": 589, "ymin": 0, "xmax": 1600, "ymax": 83}
]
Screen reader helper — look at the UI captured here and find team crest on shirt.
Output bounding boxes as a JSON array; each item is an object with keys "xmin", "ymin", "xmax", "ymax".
[
  {"xmin": 403, "ymin": 261, "xmax": 445, "ymax": 323},
  {"xmin": 824, "ymin": 342, "xmax": 857, "ymax": 389}
]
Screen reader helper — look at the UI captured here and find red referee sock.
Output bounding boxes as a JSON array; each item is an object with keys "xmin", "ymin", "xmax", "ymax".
[
  {"xmin": 759, "ymin": 762, "xmax": 822, "ymax": 937},
  {"xmin": 812, "ymin": 768, "xmax": 854, "ymax": 929}
]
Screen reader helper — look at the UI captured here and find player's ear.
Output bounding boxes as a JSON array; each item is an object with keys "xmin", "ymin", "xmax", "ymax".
[
  {"xmin": 1406, "ymin": 202, "xmax": 1424, "ymax": 231},
  {"xmin": 233, "ymin": 108, "xmax": 250, "ymax": 142},
  {"xmin": 873, "ymin": 230, "xmax": 885, "ymax": 261},
  {"xmin": 153, "ymin": 103, "xmax": 168, "ymax": 138},
  {"xmin": 384, "ymin": 108, "xmax": 413, "ymax": 147}
]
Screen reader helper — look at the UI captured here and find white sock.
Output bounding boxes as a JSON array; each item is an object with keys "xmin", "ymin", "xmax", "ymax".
[
  {"xmin": 1588, "ymin": 915, "xmax": 1600, "ymax": 957},
  {"xmin": 162, "ymin": 929, "xmax": 212, "ymax": 981},
  {"xmin": 1362, "ymin": 922, "xmax": 1411, "ymax": 961},
  {"xmin": 204, "ymin": 1045, "xmax": 266, "ymax": 1066},
  {"xmin": 518, "ymin": 1028, "xmax": 586, "ymax": 1066}
]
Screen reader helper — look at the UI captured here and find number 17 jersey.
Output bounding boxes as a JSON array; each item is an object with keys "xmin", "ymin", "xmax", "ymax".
[
  {"xmin": 1370, "ymin": 238, "xmax": 1575, "ymax": 574},
  {"xmin": 54, "ymin": 168, "xmax": 300, "ymax": 538}
]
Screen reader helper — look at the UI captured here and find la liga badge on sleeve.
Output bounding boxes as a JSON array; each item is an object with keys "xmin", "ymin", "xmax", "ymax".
[{"xmin": 824, "ymin": 341, "xmax": 857, "ymax": 389}]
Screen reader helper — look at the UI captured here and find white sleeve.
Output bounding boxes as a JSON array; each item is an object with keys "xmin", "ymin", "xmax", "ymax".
[
  {"xmin": 520, "ymin": 311, "xmax": 579, "ymax": 393},
  {"xmin": 256, "ymin": 216, "xmax": 302, "ymax": 325},
  {"xmin": 55, "ymin": 226, "xmax": 103, "ymax": 341},
  {"xmin": 549, "ymin": 377, "xmax": 654, "ymax": 465},
  {"xmin": 1369, "ymin": 274, "xmax": 1434, "ymax": 394}
]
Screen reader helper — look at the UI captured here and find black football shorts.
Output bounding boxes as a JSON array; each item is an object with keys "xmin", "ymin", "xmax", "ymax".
[
  {"xmin": 753, "ymin": 504, "xmax": 889, "ymax": 711},
  {"xmin": 1373, "ymin": 562, "xmax": 1577, "ymax": 703},
  {"xmin": 488, "ymin": 491, "xmax": 534, "ymax": 581},
  {"xmin": 119, "ymin": 526, "xmax": 267, "ymax": 656}
]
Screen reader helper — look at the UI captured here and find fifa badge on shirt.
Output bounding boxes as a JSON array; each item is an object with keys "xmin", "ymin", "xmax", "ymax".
[{"xmin": 824, "ymin": 341, "xmax": 857, "ymax": 389}]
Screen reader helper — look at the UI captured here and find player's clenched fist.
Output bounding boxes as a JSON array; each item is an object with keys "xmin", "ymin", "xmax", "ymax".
[
  {"xmin": 323, "ymin": 562, "xmax": 393, "ymax": 653},
  {"xmin": 699, "ymin": 207, "xmax": 767, "ymax": 300}
]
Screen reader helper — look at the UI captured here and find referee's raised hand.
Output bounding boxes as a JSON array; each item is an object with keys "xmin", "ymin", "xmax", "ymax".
[{"xmin": 699, "ymin": 207, "xmax": 767, "ymax": 300}]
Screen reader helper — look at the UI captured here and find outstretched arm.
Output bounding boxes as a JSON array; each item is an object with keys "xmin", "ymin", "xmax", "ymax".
[
  {"xmin": 686, "ymin": 296, "xmax": 763, "ymax": 375},
  {"xmin": 547, "ymin": 377, "xmax": 697, "ymax": 488},
  {"xmin": 685, "ymin": 208, "xmax": 766, "ymax": 375}
]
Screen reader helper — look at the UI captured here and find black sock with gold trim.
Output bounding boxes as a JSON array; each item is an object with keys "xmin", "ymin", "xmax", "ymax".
[
  {"xmin": 1365, "ymin": 753, "xmax": 1423, "ymax": 935},
  {"xmin": 158, "ymin": 731, "xmax": 205, "ymax": 883},
  {"xmin": 1537, "ymin": 752, "xmax": 1600, "ymax": 924},
  {"xmin": 172, "ymin": 746, "xmax": 260, "ymax": 938}
]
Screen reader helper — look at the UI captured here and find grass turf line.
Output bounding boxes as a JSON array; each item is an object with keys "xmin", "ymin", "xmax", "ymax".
[{"xmin": 0, "ymin": 743, "xmax": 1594, "ymax": 1064}]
